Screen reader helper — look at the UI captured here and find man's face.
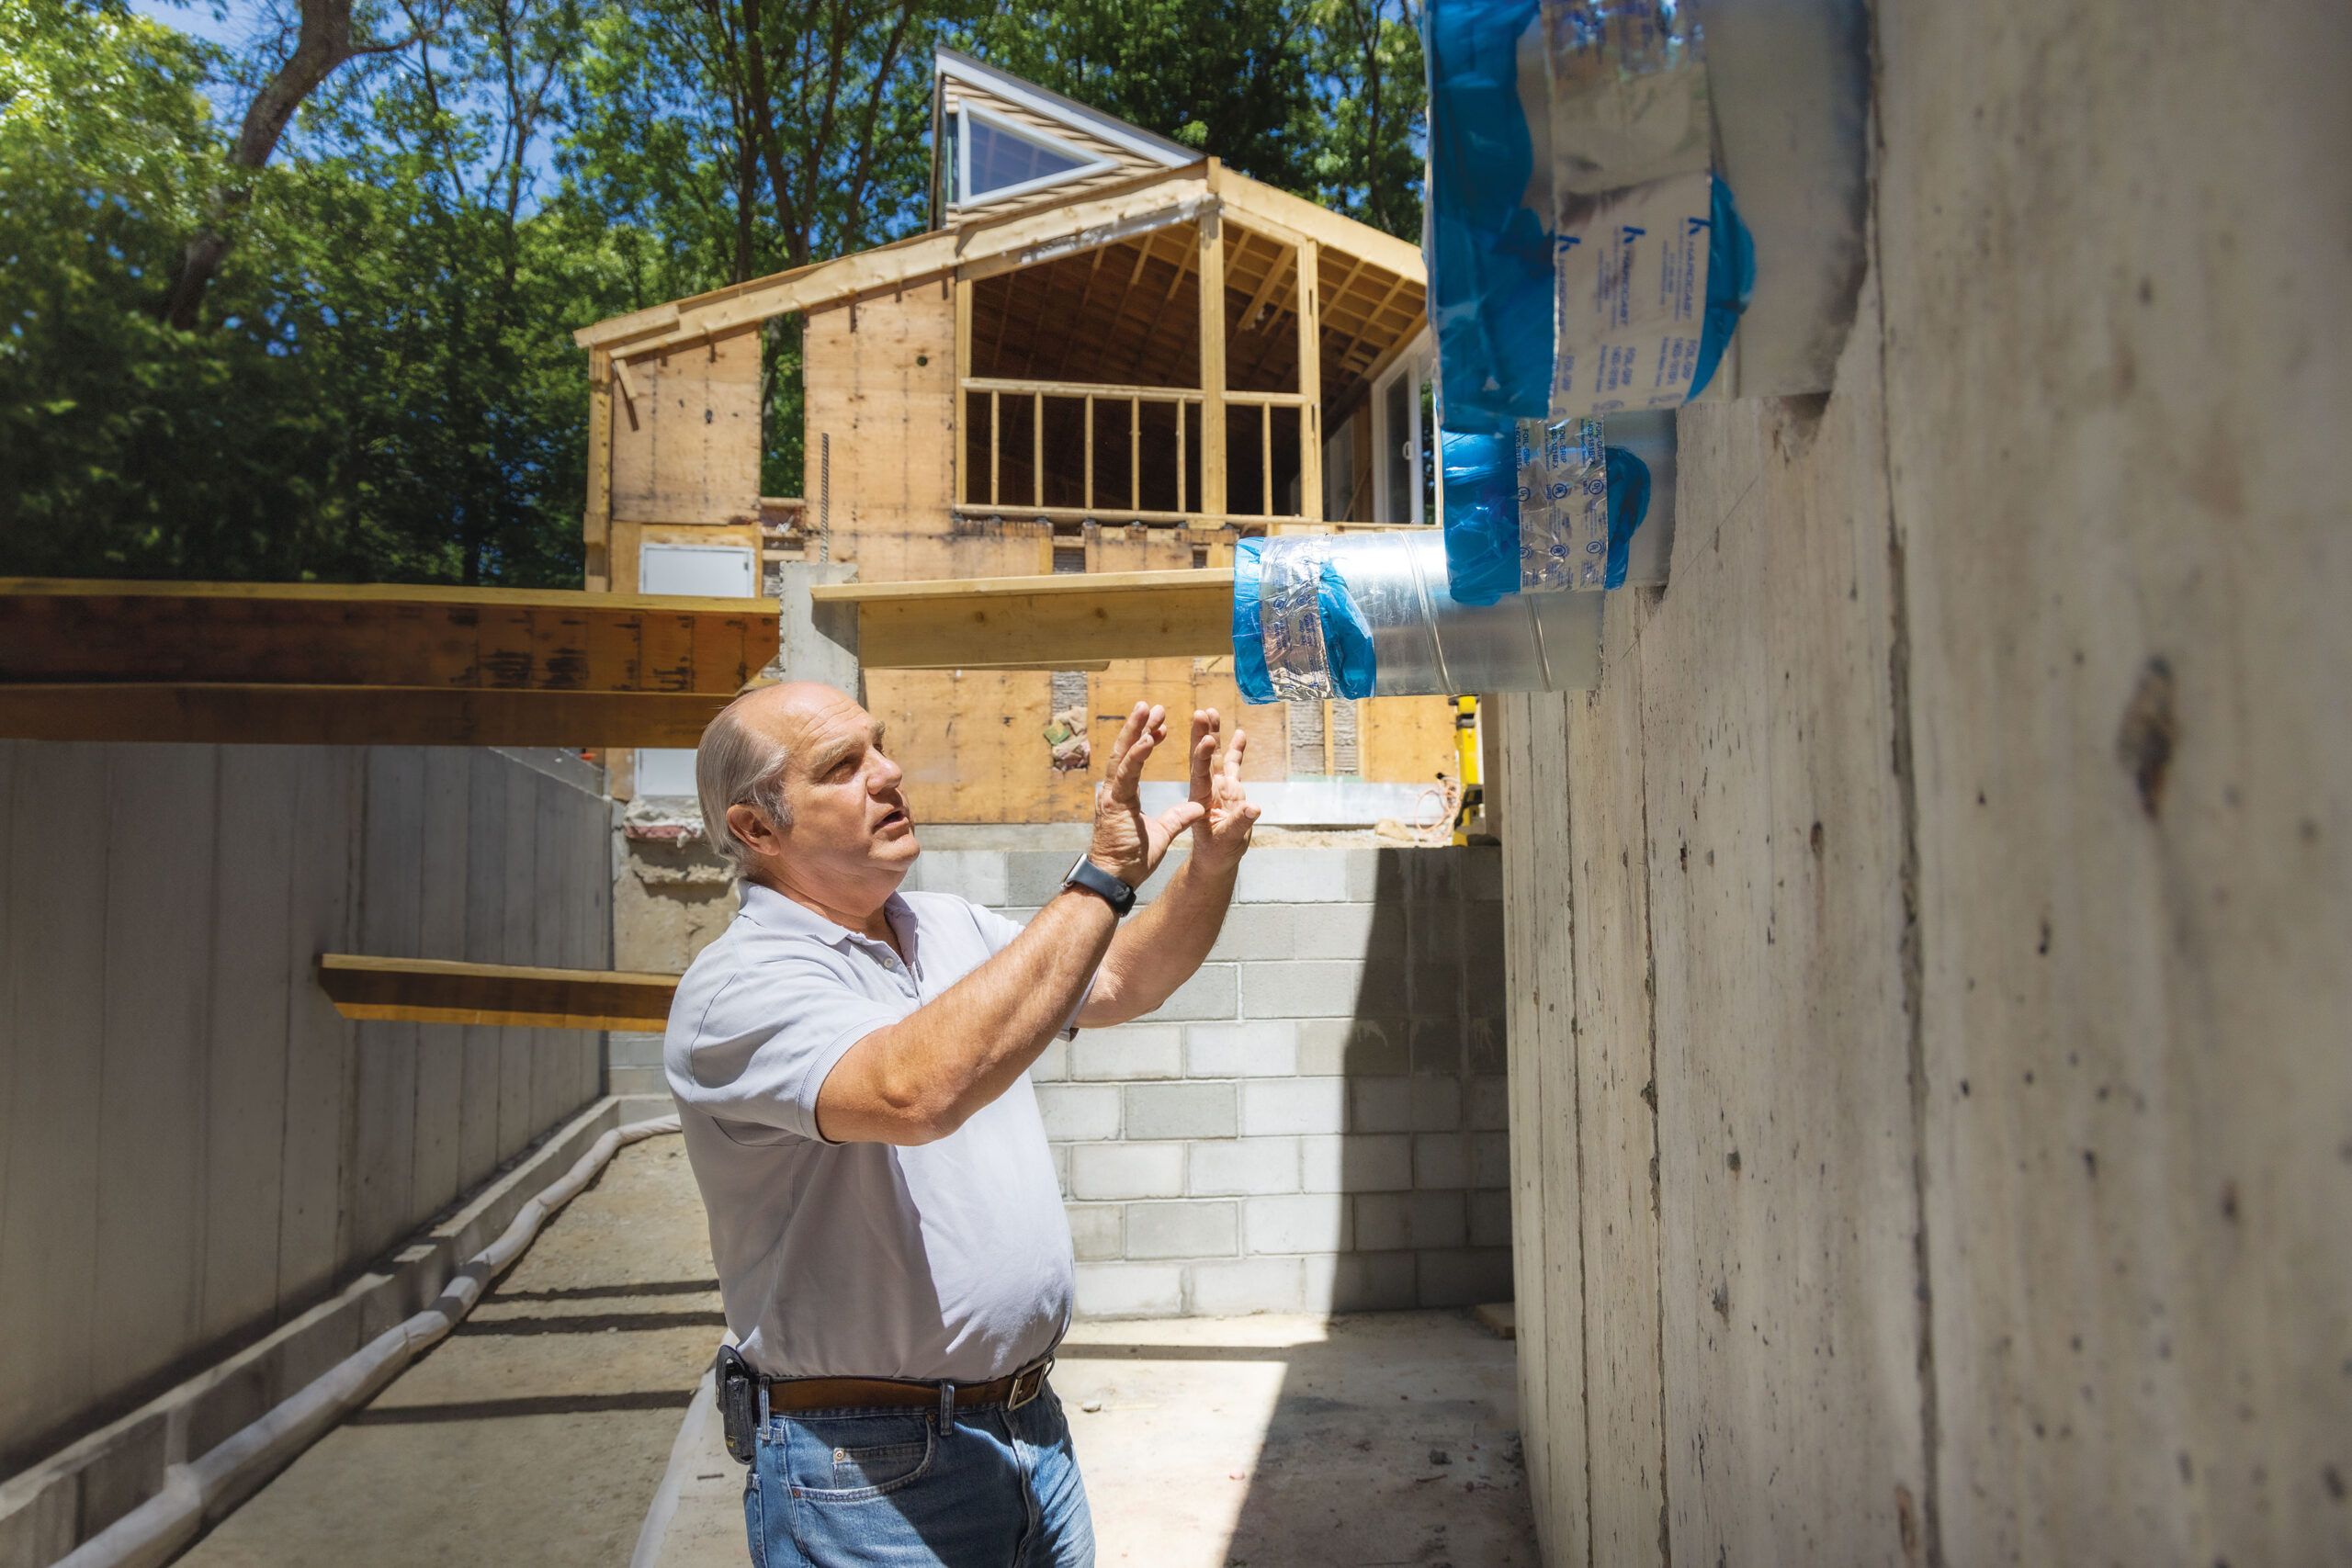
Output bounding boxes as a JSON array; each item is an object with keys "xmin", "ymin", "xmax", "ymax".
[{"xmin": 771, "ymin": 686, "xmax": 918, "ymax": 887}]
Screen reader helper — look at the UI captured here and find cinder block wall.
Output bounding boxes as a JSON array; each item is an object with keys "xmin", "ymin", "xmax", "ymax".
[
  {"xmin": 617, "ymin": 829, "xmax": 1511, "ymax": 1317},
  {"xmin": 1493, "ymin": 3, "xmax": 2352, "ymax": 1565}
]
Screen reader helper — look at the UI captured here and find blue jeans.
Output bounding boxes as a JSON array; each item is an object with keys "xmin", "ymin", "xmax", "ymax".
[{"xmin": 743, "ymin": 1382, "xmax": 1095, "ymax": 1566}]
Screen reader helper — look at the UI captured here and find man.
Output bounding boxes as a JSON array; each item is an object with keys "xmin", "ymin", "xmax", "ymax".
[{"xmin": 666, "ymin": 681, "xmax": 1260, "ymax": 1567}]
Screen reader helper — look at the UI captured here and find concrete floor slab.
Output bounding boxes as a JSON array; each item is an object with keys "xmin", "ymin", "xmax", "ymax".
[{"xmin": 182, "ymin": 1135, "xmax": 720, "ymax": 1566}]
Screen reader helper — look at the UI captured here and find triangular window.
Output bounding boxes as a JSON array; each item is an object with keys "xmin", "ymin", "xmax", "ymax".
[{"xmin": 955, "ymin": 102, "xmax": 1108, "ymax": 206}]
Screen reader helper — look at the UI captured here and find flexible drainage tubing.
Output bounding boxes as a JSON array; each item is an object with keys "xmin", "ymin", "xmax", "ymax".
[{"xmin": 58, "ymin": 1114, "xmax": 684, "ymax": 1568}]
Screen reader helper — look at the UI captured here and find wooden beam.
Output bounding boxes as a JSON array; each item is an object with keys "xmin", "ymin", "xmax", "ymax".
[
  {"xmin": 1198, "ymin": 211, "xmax": 1228, "ymax": 516},
  {"xmin": 590, "ymin": 170, "xmax": 1214, "ymax": 359},
  {"xmin": 1210, "ymin": 164, "xmax": 1425, "ymax": 282},
  {"xmin": 1297, "ymin": 237, "xmax": 1323, "ymax": 523},
  {"xmin": 0, "ymin": 683, "xmax": 741, "ymax": 747},
  {"xmin": 585, "ymin": 347, "xmax": 614, "ymax": 588},
  {"xmin": 812, "ymin": 569, "xmax": 1231, "ymax": 670},
  {"xmin": 0, "ymin": 580, "xmax": 777, "ymax": 694},
  {"xmin": 318, "ymin": 955, "xmax": 681, "ymax": 1031}
]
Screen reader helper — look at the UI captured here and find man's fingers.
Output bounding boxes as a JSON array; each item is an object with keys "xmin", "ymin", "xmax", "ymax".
[
  {"xmin": 1105, "ymin": 701, "xmax": 1148, "ymax": 775},
  {"xmin": 1223, "ymin": 727, "xmax": 1249, "ymax": 784},
  {"xmin": 1155, "ymin": 800, "xmax": 1207, "ymax": 840},
  {"xmin": 1112, "ymin": 704, "xmax": 1168, "ymax": 796}
]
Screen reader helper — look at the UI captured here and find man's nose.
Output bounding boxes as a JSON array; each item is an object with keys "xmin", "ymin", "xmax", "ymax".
[{"xmin": 869, "ymin": 750, "xmax": 905, "ymax": 791}]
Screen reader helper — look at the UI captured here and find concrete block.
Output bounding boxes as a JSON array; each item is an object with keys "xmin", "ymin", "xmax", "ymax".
[
  {"xmin": 1124, "ymin": 1200, "xmax": 1238, "ymax": 1259},
  {"xmin": 903, "ymin": 848, "xmax": 1010, "ymax": 906},
  {"xmin": 1123, "ymin": 1081, "xmax": 1237, "ymax": 1140},
  {"xmin": 1029, "ymin": 1037, "xmax": 1070, "ymax": 1083},
  {"xmin": 1069, "ymin": 1024, "xmax": 1183, "ymax": 1081},
  {"xmin": 1232, "ymin": 847, "xmax": 1365, "ymax": 904},
  {"xmin": 1413, "ymin": 1132, "xmax": 1473, "ymax": 1190},
  {"xmin": 1052, "ymin": 1144, "xmax": 1072, "ymax": 1201},
  {"xmin": 1066, "ymin": 1202, "xmax": 1125, "ymax": 1262},
  {"xmin": 1465, "ymin": 1075, "xmax": 1509, "ymax": 1131},
  {"xmin": 1471, "ymin": 1131, "xmax": 1511, "ymax": 1190},
  {"xmin": 1305, "ymin": 1250, "xmax": 1419, "ymax": 1312},
  {"xmin": 1240, "ymin": 959, "xmax": 1416, "ymax": 1019},
  {"xmin": 1188, "ymin": 1136, "xmax": 1302, "ymax": 1196},
  {"xmin": 1415, "ymin": 1247, "xmax": 1514, "ymax": 1309},
  {"xmin": 1036, "ymin": 1084, "xmax": 1123, "ymax": 1142},
  {"xmin": 1465, "ymin": 1018, "xmax": 1506, "ymax": 1073},
  {"xmin": 1469, "ymin": 1190, "xmax": 1513, "ymax": 1248},
  {"xmin": 1244, "ymin": 1194, "xmax": 1350, "ymax": 1254},
  {"xmin": 1184, "ymin": 1020, "xmax": 1297, "ymax": 1078},
  {"xmin": 1188, "ymin": 1257, "xmax": 1307, "ymax": 1315},
  {"xmin": 1404, "ymin": 899, "xmax": 1464, "ymax": 961},
  {"xmin": 1006, "ymin": 849, "xmax": 1082, "ymax": 907},
  {"xmin": 1240, "ymin": 1077, "xmax": 1347, "ymax": 1136},
  {"xmin": 1204, "ymin": 902, "xmax": 1295, "ymax": 962},
  {"xmin": 1300, "ymin": 1133, "xmax": 1413, "ymax": 1192},
  {"xmin": 1073, "ymin": 1262, "xmax": 1184, "ymax": 1318},
  {"xmin": 607, "ymin": 1029, "xmax": 664, "ymax": 1068},
  {"xmin": 1461, "ymin": 848, "xmax": 1504, "ymax": 900},
  {"xmin": 1069, "ymin": 1142, "xmax": 1185, "ymax": 1201},
  {"xmin": 1146, "ymin": 964, "xmax": 1238, "ymax": 1021},
  {"xmin": 607, "ymin": 1064, "xmax": 667, "ymax": 1097},
  {"xmin": 1407, "ymin": 961, "xmax": 1465, "ymax": 1020},
  {"xmin": 1349, "ymin": 1076, "xmax": 1461, "ymax": 1134},
  {"xmin": 1288, "ymin": 902, "xmax": 1403, "ymax": 961},
  {"xmin": 1408, "ymin": 1019, "xmax": 1468, "ymax": 1077},
  {"xmin": 1295, "ymin": 1017, "xmax": 1409, "ymax": 1076},
  {"xmin": 1353, "ymin": 1190, "xmax": 1467, "ymax": 1252}
]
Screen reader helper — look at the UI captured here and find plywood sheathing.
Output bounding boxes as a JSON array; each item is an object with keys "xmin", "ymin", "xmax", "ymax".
[{"xmin": 609, "ymin": 327, "xmax": 763, "ymax": 525}]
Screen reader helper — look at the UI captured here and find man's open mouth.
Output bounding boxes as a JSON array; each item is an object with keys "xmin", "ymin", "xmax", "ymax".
[{"xmin": 878, "ymin": 807, "xmax": 910, "ymax": 829}]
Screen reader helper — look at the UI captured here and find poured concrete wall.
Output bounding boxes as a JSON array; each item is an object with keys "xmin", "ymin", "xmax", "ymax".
[
  {"xmin": 1495, "ymin": 3, "xmax": 2351, "ymax": 1563},
  {"xmin": 0, "ymin": 742, "xmax": 609, "ymax": 1488}
]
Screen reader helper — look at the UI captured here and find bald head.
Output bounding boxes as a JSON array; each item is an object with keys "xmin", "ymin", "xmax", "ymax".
[{"xmin": 695, "ymin": 683, "xmax": 915, "ymax": 901}]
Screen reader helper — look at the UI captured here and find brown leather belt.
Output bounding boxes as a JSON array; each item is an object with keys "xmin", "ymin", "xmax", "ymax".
[{"xmin": 763, "ymin": 1356, "xmax": 1053, "ymax": 1415}]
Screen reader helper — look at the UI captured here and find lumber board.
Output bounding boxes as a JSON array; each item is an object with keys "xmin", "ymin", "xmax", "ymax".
[
  {"xmin": 813, "ymin": 569, "xmax": 1231, "ymax": 669},
  {"xmin": 0, "ymin": 683, "xmax": 741, "ymax": 747},
  {"xmin": 317, "ymin": 955, "xmax": 681, "ymax": 1032},
  {"xmin": 0, "ymin": 580, "xmax": 777, "ymax": 694}
]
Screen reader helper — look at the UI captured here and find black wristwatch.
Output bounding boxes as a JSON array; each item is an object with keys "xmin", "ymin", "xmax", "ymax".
[{"xmin": 1062, "ymin": 855, "xmax": 1136, "ymax": 916}]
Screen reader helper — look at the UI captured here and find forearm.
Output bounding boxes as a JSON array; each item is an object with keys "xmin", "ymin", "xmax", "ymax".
[
  {"xmin": 1086, "ymin": 853, "xmax": 1240, "ymax": 1024},
  {"xmin": 829, "ymin": 890, "xmax": 1115, "ymax": 1143}
]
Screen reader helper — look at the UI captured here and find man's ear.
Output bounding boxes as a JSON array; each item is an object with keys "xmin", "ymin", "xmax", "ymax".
[{"xmin": 727, "ymin": 802, "xmax": 784, "ymax": 859}]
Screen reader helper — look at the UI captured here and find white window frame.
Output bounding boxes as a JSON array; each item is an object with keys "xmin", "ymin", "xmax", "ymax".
[
  {"xmin": 952, "ymin": 99, "xmax": 1118, "ymax": 210},
  {"xmin": 1370, "ymin": 328, "xmax": 1438, "ymax": 525}
]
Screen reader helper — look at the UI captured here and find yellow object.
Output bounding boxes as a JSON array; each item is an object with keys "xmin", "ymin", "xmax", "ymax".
[{"xmin": 1453, "ymin": 695, "xmax": 1482, "ymax": 844}]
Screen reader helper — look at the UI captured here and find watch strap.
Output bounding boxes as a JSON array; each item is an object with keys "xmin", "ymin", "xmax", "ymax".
[{"xmin": 1063, "ymin": 855, "xmax": 1136, "ymax": 916}]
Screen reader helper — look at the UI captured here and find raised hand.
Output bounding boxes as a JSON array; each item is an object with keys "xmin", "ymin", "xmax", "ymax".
[
  {"xmin": 1185, "ymin": 707, "xmax": 1261, "ymax": 870},
  {"xmin": 1087, "ymin": 702, "xmax": 1207, "ymax": 887}
]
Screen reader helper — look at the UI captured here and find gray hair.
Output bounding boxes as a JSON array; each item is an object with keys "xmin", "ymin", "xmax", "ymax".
[{"xmin": 695, "ymin": 696, "xmax": 792, "ymax": 874}]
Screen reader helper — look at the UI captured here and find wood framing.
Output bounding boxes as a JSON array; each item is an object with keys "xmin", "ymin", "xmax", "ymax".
[
  {"xmin": 0, "ymin": 683, "xmax": 740, "ymax": 747},
  {"xmin": 813, "ymin": 568, "xmax": 1230, "ymax": 670},
  {"xmin": 1297, "ymin": 237, "xmax": 1323, "ymax": 523},
  {"xmin": 0, "ymin": 580, "xmax": 775, "ymax": 693},
  {"xmin": 317, "ymin": 955, "xmax": 680, "ymax": 1031},
  {"xmin": 1198, "ymin": 210, "xmax": 1228, "ymax": 516}
]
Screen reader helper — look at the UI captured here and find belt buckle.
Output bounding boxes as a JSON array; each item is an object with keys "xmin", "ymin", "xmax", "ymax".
[{"xmin": 1005, "ymin": 1359, "xmax": 1050, "ymax": 1410}]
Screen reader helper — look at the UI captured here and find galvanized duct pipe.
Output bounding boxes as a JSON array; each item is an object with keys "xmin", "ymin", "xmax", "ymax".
[{"xmin": 1233, "ymin": 531, "xmax": 1602, "ymax": 701}]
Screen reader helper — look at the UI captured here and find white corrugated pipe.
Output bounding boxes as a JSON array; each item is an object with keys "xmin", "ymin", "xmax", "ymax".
[{"xmin": 58, "ymin": 1115, "xmax": 683, "ymax": 1568}]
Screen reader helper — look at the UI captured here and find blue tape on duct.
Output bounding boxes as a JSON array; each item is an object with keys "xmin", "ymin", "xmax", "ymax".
[
  {"xmin": 1687, "ymin": 175, "xmax": 1757, "ymax": 401},
  {"xmin": 1439, "ymin": 429, "xmax": 1522, "ymax": 606},
  {"xmin": 1321, "ymin": 570, "xmax": 1377, "ymax": 701},
  {"xmin": 1601, "ymin": 444, "xmax": 1652, "ymax": 590},
  {"xmin": 1425, "ymin": 0, "xmax": 1553, "ymax": 435},
  {"xmin": 1232, "ymin": 536, "xmax": 1275, "ymax": 705}
]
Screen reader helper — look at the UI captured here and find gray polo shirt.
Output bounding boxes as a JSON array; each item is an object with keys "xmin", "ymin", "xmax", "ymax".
[{"xmin": 664, "ymin": 882, "xmax": 1076, "ymax": 1382}]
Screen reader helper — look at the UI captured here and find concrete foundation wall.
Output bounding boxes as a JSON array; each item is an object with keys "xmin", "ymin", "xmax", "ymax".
[
  {"xmin": 0, "ymin": 742, "xmax": 610, "ymax": 1482},
  {"xmin": 1495, "ymin": 4, "xmax": 2350, "ymax": 1565},
  {"xmin": 613, "ymin": 829, "xmax": 1511, "ymax": 1317}
]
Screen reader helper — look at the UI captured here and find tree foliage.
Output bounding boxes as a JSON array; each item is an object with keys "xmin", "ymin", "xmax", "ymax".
[{"xmin": 0, "ymin": 0, "xmax": 1424, "ymax": 584}]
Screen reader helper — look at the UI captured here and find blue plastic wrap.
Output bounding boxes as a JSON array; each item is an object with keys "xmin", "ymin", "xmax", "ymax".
[
  {"xmin": 1439, "ymin": 428, "xmax": 1523, "ymax": 606},
  {"xmin": 1231, "ymin": 536, "xmax": 1275, "ymax": 705},
  {"xmin": 1687, "ymin": 174, "xmax": 1756, "ymax": 400},
  {"xmin": 1425, "ymin": 0, "xmax": 1554, "ymax": 436},
  {"xmin": 1601, "ymin": 443, "xmax": 1651, "ymax": 590},
  {"xmin": 1231, "ymin": 536, "xmax": 1383, "ymax": 704}
]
